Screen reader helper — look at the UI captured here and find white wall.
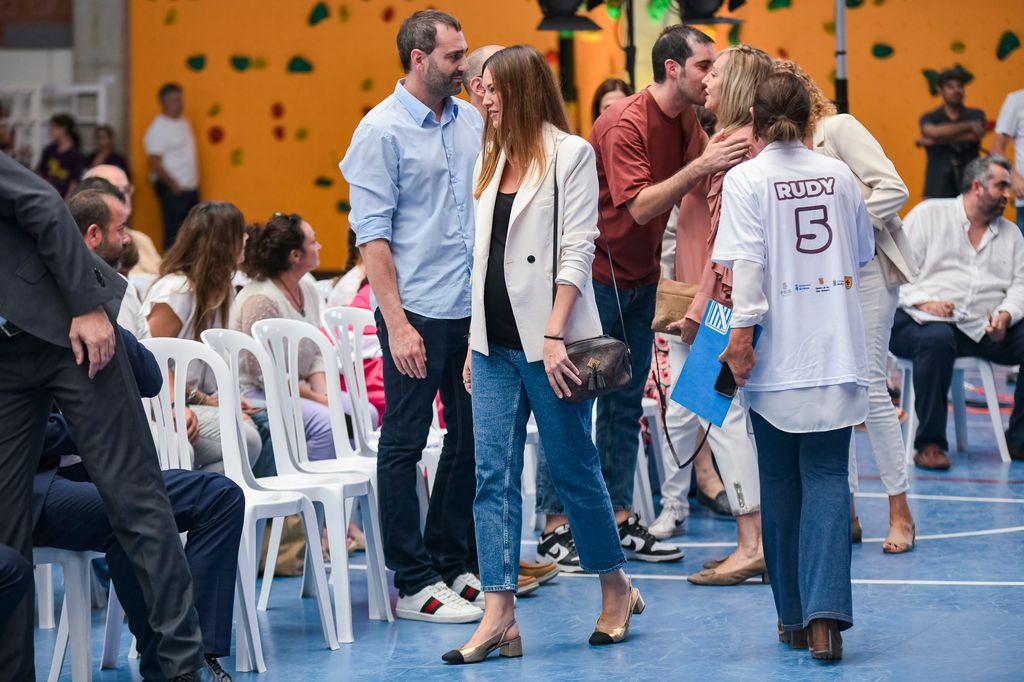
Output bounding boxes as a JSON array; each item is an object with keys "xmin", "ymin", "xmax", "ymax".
[{"xmin": 0, "ymin": 48, "xmax": 73, "ymax": 86}]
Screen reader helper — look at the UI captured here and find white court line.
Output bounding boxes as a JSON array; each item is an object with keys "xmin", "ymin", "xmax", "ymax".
[
  {"xmin": 861, "ymin": 525, "xmax": 1024, "ymax": 543},
  {"xmin": 856, "ymin": 491, "xmax": 1024, "ymax": 505}
]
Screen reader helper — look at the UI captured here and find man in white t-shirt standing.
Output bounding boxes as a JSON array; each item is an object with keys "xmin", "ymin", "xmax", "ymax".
[
  {"xmin": 143, "ymin": 82, "xmax": 198, "ymax": 251},
  {"xmin": 993, "ymin": 87, "xmax": 1024, "ymax": 233}
]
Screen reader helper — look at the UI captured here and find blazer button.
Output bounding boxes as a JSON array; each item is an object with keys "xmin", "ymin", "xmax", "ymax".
[
  {"xmin": 94, "ymin": 268, "xmax": 106, "ymax": 287},
  {"xmin": 527, "ymin": 255, "xmax": 535, "ymax": 264}
]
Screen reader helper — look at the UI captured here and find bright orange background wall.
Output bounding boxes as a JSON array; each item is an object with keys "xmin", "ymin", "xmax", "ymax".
[{"xmin": 131, "ymin": 1, "xmax": 1024, "ymax": 271}]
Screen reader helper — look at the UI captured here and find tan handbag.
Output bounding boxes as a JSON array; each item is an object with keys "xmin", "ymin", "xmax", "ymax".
[{"xmin": 651, "ymin": 278, "xmax": 699, "ymax": 334}]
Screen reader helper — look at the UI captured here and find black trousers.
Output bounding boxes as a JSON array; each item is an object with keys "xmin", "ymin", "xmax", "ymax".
[
  {"xmin": 374, "ymin": 310, "xmax": 475, "ymax": 596},
  {"xmin": 0, "ymin": 545, "xmax": 30, "ymax": 626},
  {"xmin": 890, "ymin": 309, "xmax": 1024, "ymax": 451},
  {"xmin": 0, "ymin": 331, "xmax": 204, "ymax": 680},
  {"xmin": 33, "ymin": 468, "xmax": 243, "ymax": 680},
  {"xmin": 154, "ymin": 181, "xmax": 199, "ymax": 251}
]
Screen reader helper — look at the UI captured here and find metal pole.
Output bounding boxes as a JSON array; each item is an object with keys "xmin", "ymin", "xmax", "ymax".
[
  {"xmin": 625, "ymin": 0, "xmax": 637, "ymax": 92},
  {"xmin": 559, "ymin": 33, "xmax": 580, "ymax": 131},
  {"xmin": 834, "ymin": 0, "xmax": 849, "ymax": 113}
]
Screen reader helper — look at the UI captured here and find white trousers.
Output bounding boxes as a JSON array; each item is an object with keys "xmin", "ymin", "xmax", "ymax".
[
  {"xmin": 657, "ymin": 336, "xmax": 761, "ymax": 515},
  {"xmin": 848, "ymin": 257, "xmax": 910, "ymax": 496}
]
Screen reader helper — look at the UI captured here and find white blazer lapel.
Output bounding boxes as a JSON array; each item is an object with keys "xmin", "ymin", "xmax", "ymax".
[{"xmin": 507, "ymin": 129, "xmax": 561, "ymax": 231}]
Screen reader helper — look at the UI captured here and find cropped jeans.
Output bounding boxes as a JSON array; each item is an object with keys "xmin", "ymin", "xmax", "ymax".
[
  {"xmin": 472, "ymin": 346, "xmax": 625, "ymax": 591},
  {"xmin": 750, "ymin": 411, "xmax": 853, "ymax": 632}
]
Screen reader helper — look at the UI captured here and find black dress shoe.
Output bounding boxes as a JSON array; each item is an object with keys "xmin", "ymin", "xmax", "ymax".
[
  {"xmin": 696, "ymin": 489, "xmax": 732, "ymax": 516},
  {"xmin": 205, "ymin": 656, "xmax": 232, "ymax": 681}
]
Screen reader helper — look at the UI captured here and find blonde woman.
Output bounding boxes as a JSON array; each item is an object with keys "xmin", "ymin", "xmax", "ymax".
[
  {"xmin": 668, "ymin": 44, "xmax": 773, "ymax": 586},
  {"xmin": 776, "ymin": 60, "xmax": 916, "ymax": 554},
  {"xmin": 443, "ymin": 45, "xmax": 639, "ymax": 664}
]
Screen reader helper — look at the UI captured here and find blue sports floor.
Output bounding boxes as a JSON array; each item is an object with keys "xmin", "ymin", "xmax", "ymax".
[{"xmin": 39, "ymin": 372, "xmax": 1024, "ymax": 680}]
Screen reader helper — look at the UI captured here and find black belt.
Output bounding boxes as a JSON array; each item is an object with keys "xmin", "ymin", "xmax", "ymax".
[{"xmin": 0, "ymin": 321, "xmax": 24, "ymax": 339}]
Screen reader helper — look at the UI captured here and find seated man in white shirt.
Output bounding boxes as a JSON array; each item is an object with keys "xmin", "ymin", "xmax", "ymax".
[{"xmin": 890, "ymin": 156, "xmax": 1024, "ymax": 469}]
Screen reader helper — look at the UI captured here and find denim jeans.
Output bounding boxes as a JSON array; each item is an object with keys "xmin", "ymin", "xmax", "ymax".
[
  {"xmin": 375, "ymin": 310, "xmax": 475, "ymax": 596},
  {"xmin": 535, "ymin": 280, "xmax": 657, "ymax": 514},
  {"xmin": 472, "ymin": 346, "xmax": 625, "ymax": 590},
  {"xmin": 890, "ymin": 308, "xmax": 1024, "ymax": 450},
  {"xmin": 750, "ymin": 411, "xmax": 853, "ymax": 632}
]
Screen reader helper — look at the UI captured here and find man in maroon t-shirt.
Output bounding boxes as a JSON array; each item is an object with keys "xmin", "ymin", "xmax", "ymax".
[{"xmin": 534, "ymin": 25, "xmax": 749, "ymax": 568}]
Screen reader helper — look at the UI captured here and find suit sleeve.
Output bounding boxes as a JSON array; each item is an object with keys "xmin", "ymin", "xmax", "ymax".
[
  {"xmin": 0, "ymin": 154, "xmax": 116, "ymax": 316},
  {"xmin": 118, "ymin": 326, "xmax": 163, "ymax": 398}
]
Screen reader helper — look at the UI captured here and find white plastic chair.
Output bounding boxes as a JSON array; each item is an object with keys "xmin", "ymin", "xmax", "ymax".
[
  {"xmin": 34, "ymin": 548, "xmax": 125, "ymax": 682},
  {"xmin": 143, "ymin": 336, "xmax": 340, "ymax": 669},
  {"xmin": 314, "ymin": 279, "xmax": 334, "ymax": 308},
  {"xmin": 211, "ymin": 322, "xmax": 392, "ymax": 641},
  {"xmin": 895, "ymin": 355, "xmax": 1011, "ymax": 464}
]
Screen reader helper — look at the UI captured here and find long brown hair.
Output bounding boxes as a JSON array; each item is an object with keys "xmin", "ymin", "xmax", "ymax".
[
  {"xmin": 158, "ymin": 201, "xmax": 245, "ymax": 339},
  {"xmin": 473, "ymin": 45, "xmax": 570, "ymax": 199}
]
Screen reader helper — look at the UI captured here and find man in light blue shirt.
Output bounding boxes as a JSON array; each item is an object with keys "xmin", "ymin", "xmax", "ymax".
[{"xmin": 339, "ymin": 9, "xmax": 484, "ymax": 625}]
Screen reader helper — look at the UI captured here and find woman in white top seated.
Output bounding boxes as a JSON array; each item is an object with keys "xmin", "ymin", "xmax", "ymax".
[
  {"xmin": 715, "ymin": 72, "xmax": 874, "ymax": 662},
  {"xmin": 143, "ymin": 201, "xmax": 262, "ymax": 472},
  {"xmin": 442, "ymin": 46, "xmax": 639, "ymax": 666},
  {"xmin": 231, "ymin": 213, "xmax": 358, "ymax": 461}
]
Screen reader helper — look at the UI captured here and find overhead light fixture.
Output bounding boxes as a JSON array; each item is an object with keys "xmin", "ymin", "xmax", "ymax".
[
  {"xmin": 679, "ymin": 0, "xmax": 746, "ymax": 25},
  {"xmin": 537, "ymin": 0, "xmax": 604, "ymax": 32}
]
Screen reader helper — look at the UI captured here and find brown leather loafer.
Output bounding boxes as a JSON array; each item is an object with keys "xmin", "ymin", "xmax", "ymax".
[
  {"xmin": 809, "ymin": 618, "xmax": 842, "ymax": 661},
  {"xmin": 913, "ymin": 445, "xmax": 950, "ymax": 471},
  {"xmin": 519, "ymin": 559, "xmax": 559, "ymax": 585}
]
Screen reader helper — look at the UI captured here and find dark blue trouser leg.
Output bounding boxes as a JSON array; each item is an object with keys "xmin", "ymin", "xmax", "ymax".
[
  {"xmin": 0, "ymin": 545, "xmax": 30, "ymax": 626},
  {"xmin": 889, "ymin": 309, "xmax": 956, "ymax": 451},
  {"xmin": 956, "ymin": 320, "xmax": 1024, "ymax": 447}
]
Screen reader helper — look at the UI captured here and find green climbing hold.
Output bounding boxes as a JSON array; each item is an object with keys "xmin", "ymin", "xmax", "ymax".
[
  {"xmin": 164, "ymin": 8, "xmax": 177, "ymax": 25},
  {"xmin": 997, "ymin": 31, "xmax": 1021, "ymax": 61},
  {"xmin": 728, "ymin": 24, "xmax": 741, "ymax": 46},
  {"xmin": 922, "ymin": 69, "xmax": 939, "ymax": 96},
  {"xmin": 846, "ymin": 0, "xmax": 864, "ymax": 7},
  {"xmin": 309, "ymin": 2, "xmax": 329, "ymax": 26},
  {"xmin": 288, "ymin": 57, "xmax": 314, "ymax": 73},
  {"xmin": 296, "ymin": 128, "xmax": 309, "ymax": 141},
  {"xmin": 230, "ymin": 149, "xmax": 244, "ymax": 167},
  {"xmin": 767, "ymin": 0, "xmax": 791, "ymax": 10},
  {"xmin": 208, "ymin": 103, "xmax": 221, "ymax": 117},
  {"xmin": 823, "ymin": 21, "xmax": 835, "ymax": 36},
  {"xmin": 314, "ymin": 176, "xmax": 334, "ymax": 188},
  {"xmin": 339, "ymin": 5, "xmax": 350, "ymax": 22},
  {"xmin": 186, "ymin": 54, "xmax": 206, "ymax": 71},
  {"xmin": 605, "ymin": 4, "xmax": 620, "ymax": 20},
  {"xmin": 230, "ymin": 55, "xmax": 251, "ymax": 72},
  {"xmin": 648, "ymin": 0, "xmax": 671, "ymax": 22},
  {"xmin": 951, "ymin": 41, "xmax": 966, "ymax": 54},
  {"xmin": 360, "ymin": 79, "xmax": 374, "ymax": 92},
  {"xmin": 252, "ymin": 57, "xmax": 267, "ymax": 70},
  {"xmin": 337, "ymin": 200, "xmax": 351, "ymax": 213},
  {"xmin": 871, "ymin": 43, "xmax": 894, "ymax": 59}
]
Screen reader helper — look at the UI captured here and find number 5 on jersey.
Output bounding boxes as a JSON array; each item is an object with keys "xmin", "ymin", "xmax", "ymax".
[{"xmin": 794, "ymin": 205, "xmax": 832, "ymax": 254}]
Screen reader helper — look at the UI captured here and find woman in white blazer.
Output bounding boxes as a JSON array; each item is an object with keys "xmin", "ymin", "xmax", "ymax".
[
  {"xmin": 441, "ymin": 46, "xmax": 639, "ymax": 666},
  {"xmin": 777, "ymin": 61, "xmax": 917, "ymax": 554}
]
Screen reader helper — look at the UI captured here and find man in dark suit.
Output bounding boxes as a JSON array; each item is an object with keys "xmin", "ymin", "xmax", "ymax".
[
  {"xmin": 33, "ymin": 328, "xmax": 243, "ymax": 682},
  {"xmin": 0, "ymin": 545, "xmax": 30, "ymax": 626},
  {"xmin": 0, "ymin": 153, "xmax": 206, "ymax": 681}
]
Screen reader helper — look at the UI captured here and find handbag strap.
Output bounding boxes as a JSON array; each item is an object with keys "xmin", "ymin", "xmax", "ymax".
[{"xmin": 550, "ymin": 136, "xmax": 629, "ymax": 347}]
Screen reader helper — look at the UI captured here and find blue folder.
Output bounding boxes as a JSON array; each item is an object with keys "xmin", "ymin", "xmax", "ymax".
[{"xmin": 671, "ymin": 299, "xmax": 761, "ymax": 427}]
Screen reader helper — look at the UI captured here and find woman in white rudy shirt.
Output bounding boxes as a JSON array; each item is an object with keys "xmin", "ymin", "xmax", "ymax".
[
  {"xmin": 442, "ymin": 46, "xmax": 638, "ymax": 665},
  {"xmin": 777, "ymin": 60, "xmax": 917, "ymax": 554},
  {"xmin": 716, "ymin": 73, "xmax": 875, "ymax": 662}
]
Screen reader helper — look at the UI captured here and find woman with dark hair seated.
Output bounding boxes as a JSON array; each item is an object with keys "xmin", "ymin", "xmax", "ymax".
[{"xmin": 590, "ymin": 78, "xmax": 633, "ymax": 124}]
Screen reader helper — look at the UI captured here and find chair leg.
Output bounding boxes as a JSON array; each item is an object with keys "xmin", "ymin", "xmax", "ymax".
[
  {"xmin": 324, "ymin": 499, "xmax": 354, "ymax": 644},
  {"xmin": 48, "ymin": 597, "xmax": 69, "ymax": 682},
  {"xmin": 37, "ymin": 563, "xmax": 56, "ymax": 629},
  {"xmin": 951, "ymin": 367, "xmax": 968, "ymax": 453},
  {"xmin": 258, "ymin": 517, "xmax": 283, "ymax": 611},
  {"xmin": 299, "ymin": 500, "xmax": 339, "ymax": 650},
  {"xmin": 65, "ymin": 557, "xmax": 94, "ymax": 682},
  {"xmin": 233, "ymin": 537, "xmax": 267, "ymax": 673},
  {"xmin": 902, "ymin": 366, "xmax": 917, "ymax": 466},
  {"xmin": 101, "ymin": 583, "xmax": 124, "ymax": 669},
  {"xmin": 359, "ymin": 490, "xmax": 393, "ymax": 622},
  {"xmin": 978, "ymin": 362, "xmax": 1012, "ymax": 463},
  {"xmin": 633, "ymin": 436, "xmax": 656, "ymax": 524},
  {"xmin": 301, "ymin": 506, "xmax": 327, "ymax": 597}
]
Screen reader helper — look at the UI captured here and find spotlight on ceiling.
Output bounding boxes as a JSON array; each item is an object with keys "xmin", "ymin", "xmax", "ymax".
[
  {"xmin": 537, "ymin": 0, "xmax": 604, "ymax": 32},
  {"xmin": 679, "ymin": 0, "xmax": 746, "ymax": 25}
]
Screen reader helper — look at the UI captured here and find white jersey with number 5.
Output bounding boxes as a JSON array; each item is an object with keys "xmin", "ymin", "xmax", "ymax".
[{"xmin": 713, "ymin": 140, "xmax": 874, "ymax": 393}]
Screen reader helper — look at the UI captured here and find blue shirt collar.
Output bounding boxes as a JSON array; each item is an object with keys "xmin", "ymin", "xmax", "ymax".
[{"xmin": 394, "ymin": 80, "xmax": 458, "ymax": 128}]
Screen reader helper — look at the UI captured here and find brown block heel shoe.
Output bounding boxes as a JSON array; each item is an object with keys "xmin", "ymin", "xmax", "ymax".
[{"xmin": 809, "ymin": 619, "xmax": 843, "ymax": 661}]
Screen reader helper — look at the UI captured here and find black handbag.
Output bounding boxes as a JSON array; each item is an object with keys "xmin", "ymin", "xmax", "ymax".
[{"xmin": 550, "ymin": 140, "xmax": 632, "ymax": 403}]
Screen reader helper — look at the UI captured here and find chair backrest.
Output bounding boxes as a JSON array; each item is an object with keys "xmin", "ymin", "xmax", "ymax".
[
  {"xmin": 202, "ymin": 327, "xmax": 310, "ymax": 477},
  {"xmin": 140, "ymin": 337, "xmax": 259, "ymax": 489},
  {"xmin": 314, "ymin": 279, "xmax": 334, "ymax": 307},
  {"xmin": 320, "ymin": 306, "xmax": 379, "ymax": 453},
  {"xmin": 249, "ymin": 318, "xmax": 361, "ymax": 464}
]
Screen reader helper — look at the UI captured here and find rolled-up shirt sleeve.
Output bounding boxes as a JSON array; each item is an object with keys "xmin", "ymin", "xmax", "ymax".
[
  {"xmin": 339, "ymin": 124, "xmax": 400, "ymax": 246},
  {"xmin": 730, "ymin": 259, "xmax": 768, "ymax": 329},
  {"xmin": 555, "ymin": 142, "xmax": 599, "ymax": 293},
  {"xmin": 998, "ymin": 230, "xmax": 1024, "ymax": 325}
]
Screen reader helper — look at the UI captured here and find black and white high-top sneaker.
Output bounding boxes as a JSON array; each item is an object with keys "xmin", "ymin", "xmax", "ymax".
[
  {"xmin": 537, "ymin": 524, "xmax": 583, "ymax": 573},
  {"xmin": 618, "ymin": 513, "xmax": 685, "ymax": 562}
]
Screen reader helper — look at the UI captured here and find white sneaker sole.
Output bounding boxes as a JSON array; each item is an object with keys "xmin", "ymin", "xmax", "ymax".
[
  {"xmin": 395, "ymin": 607, "xmax": 483, "ymax": 624},
  {"xmin": 625, "ymin": 548, "xmax": 685, "ymax": 562},
  {"xmin": 649, "ymin": 524, "xmax": 687, "ymax": 540}
]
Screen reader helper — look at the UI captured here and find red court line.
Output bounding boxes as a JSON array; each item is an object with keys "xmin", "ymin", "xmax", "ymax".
[{"xmin": 861, "ymin": 474, "xmax": 1024, "ymax": 485}]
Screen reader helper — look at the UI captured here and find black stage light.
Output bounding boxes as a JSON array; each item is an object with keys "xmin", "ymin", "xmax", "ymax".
[
  {"xmin": 537, "ymin": 0, "xmax": 603, "ymax": 32},
  {"xmin": 679, "ymin": 0, "xmax": 746, "ymax": 25}
]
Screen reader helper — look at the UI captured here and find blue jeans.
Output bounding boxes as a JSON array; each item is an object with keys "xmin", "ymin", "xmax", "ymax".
[
  {"xmin": 749, "ymin": 411, "xmax": 853, "ymax": 632},
  {"xmin": 535, "ymin": 280, "xmax": 657, "ymax": 514},
  {"xmin": 472, "ymin": 346, "xmax": 625, "ymax": 590},
  {"xmin": 375, "ymin": 310, "xmax": 475, "ymax": 596}
]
